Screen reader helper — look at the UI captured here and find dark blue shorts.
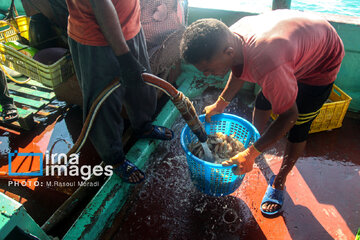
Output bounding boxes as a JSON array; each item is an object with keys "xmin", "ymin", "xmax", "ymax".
[{"xmin": 255, "ymin": 82, "xmax": 334, "ymax": 143}]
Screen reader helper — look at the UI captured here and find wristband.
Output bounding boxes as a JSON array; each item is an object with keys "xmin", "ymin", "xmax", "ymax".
[{"xmin": 219, "ymin": 96, "xmax": 230, "ymax": 104}]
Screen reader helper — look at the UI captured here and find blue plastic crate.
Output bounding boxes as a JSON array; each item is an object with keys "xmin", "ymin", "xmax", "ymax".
[{"xmin": 180, "ymin": 113, "xmax": 260, "ymax": 196}]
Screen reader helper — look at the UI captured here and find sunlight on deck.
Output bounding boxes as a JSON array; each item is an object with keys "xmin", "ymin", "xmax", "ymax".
[
  {"xmin": 288, "ymin": 166, "xmax": 353, "ymax": 239},
  {"xmin": 239, "ymin": 151, "xmax": 356, "ymax": 239}
]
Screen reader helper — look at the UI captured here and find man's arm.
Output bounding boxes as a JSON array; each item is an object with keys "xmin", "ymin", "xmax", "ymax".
[
  {"xmin": 220, "ymin": 72, "xmax": 245, "ymax": 102},
  {"xmin": 254, "ymin": 103, "xmax": 298, "ymax": 152},
  {"xmin": 89, "ymin": 0, "xmax": 145, "ymax": 87},
  {"xmin": 222, "ymin": 103, "xmax": 298, "ymax": 174},
  {"xmin": 204, "ymin": 72, "xmax": 245, "ymax": 122},
  {"xmin": 89, "ymin": 0, "xmax": 129, "ymax": 55}
]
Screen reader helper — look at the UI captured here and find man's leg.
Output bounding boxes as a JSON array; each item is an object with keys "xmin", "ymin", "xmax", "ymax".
[
  {"xmin": 68, "ymin": 38, "xmax": 143, "ymax": 183},
  {"xmin": 0, "ymin": 70, "xmax": 14, "ymax": 106},
  {"xmin": 261, "ymin": 82, "xmax": 334, "ymax": 214},
  {"xmin": 261, "ymin": 140, "xmax": 306, "ymax": 212},
  {"xmin": 123, "ymin": 28, "xmax": 172, "ymax": 138},
  {"xmin": 0, "ymin": 70, "xmax": 18, "ymax": 122}
]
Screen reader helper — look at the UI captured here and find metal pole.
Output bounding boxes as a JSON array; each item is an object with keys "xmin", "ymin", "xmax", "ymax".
[{"xmin": 272, "ymin": 0, "xmax": 291, "ymax": 10}]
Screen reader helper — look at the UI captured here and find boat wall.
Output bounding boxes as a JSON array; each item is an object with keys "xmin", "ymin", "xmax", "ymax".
[
  {"xmin": 326, "ymin": 14, "xmax": 360, "ymax": 112},
  {"xmin": 0, "ymin": 192, "xmax": 50, "ymax": 240}
]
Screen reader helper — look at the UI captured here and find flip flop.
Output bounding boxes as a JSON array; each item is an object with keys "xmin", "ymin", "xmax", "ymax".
[
  {"xmin": 260, "ymin": 175, "xmax": 284, "ymax": 216},
  {"xmin": 1, "ymin": 104, "xmax": 18, "ymax": 123},
  {"xmin": 139, "ymin": 125, "xmax": 174, "ymax": 141},
  {"xmin": 113, "ymin": 159, "xmax": 146, "ymax": 184}
]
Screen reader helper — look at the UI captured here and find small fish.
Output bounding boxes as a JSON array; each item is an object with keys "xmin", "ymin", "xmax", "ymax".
[{"xmin": 188, "ymin": 132, "xmax": 245, "ymax": 164}]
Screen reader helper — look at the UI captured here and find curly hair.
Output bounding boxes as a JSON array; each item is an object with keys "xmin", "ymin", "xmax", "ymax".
[{"xmin": 180, "ymin": 18, "xmax": 231, "ymax": 64}]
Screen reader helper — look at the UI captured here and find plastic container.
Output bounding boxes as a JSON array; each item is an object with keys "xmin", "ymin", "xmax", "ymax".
[
  {"xmin": 0, "ymin": 16, "xmax": 29, "ymax": 42},
  {"xmin": 180, "ymin": 113, "xmax": 260, "ymax": 196},
  {"xmin": 5, "ymin": 41, "xmax": 38, "ymax": 57},
  {"xmin": 271, "ymin": 85, "xmax": 352, "ymax": 134},
  {"xmin": 0, "ymin": 16, "xmax": 74, "ymax": 88}
]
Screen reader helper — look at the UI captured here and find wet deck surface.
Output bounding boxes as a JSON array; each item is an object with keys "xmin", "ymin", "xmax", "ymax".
[{"xmin": 108, "ymin": 88, "xmax": 360, "ymax": 240}]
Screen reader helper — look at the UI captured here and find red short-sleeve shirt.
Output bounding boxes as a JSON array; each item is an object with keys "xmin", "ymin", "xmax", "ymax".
[
  {"xmin": 231, "ymin": 10, "xmax": 344, "ymax": 114},
  {"xmin": 66, "ymin": 0, "xmax": 141, "ymax": 46}
]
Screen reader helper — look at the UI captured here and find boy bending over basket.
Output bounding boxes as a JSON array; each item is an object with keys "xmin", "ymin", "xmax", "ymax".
[{"xmin": 179, "ymin": 9, "xmax": 344, "ymax": 216}]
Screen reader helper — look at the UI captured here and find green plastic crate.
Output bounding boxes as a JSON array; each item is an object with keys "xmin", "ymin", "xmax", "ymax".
[{"xmin": 0, "ymin": 16, "xmax": 74, "ymax": 88}]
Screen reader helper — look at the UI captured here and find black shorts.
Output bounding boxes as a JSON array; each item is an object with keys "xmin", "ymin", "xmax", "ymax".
[{"xmin": 255, "ymin": 82, "xmax": 334, "ymax": 143}]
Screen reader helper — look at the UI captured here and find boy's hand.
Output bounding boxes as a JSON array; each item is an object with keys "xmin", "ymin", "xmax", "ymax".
[
  {"xmin": 222, "ymin": 145, "xmax": 261, "ymax": 175},
  {"xmin": 203, "ymin": 96, "xmax": 229, "ymax": 122}
]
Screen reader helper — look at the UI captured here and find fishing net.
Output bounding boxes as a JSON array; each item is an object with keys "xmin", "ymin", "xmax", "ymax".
[
  {"xmin": 149, "ymin": 27, "xmax": 185, "ymax": 81},
  {"xmin": 140, "ymin": 0, "xmax": 188, "ymax": 80}
]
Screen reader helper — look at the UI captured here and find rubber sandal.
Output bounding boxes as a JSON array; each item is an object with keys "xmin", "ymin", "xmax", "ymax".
[
  {"xmin": 139, "ymin": 125, "xmax": 174, "ymax": 141},
  {"xmin": 113, "ymin": 159, "xmax": 146, "ymax": 184},
  {"xmin": 260, "ymin": 175, "xmax": 284, "ymax": 216},
  {"xmin": 1, "ymin": 104, "xmax": 18, "ymax": 123}
]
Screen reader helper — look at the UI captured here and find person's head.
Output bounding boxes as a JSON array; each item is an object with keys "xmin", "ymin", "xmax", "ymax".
[{"xmin": 180, "ymin": 18, "xmax": 234, "ymax": 77}]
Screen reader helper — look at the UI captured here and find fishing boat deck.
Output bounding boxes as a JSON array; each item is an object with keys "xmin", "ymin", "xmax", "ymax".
[
  {"xmin": 103, "ymin": 88, "xmax": 360, "ymax": 240},
  {"xmin": 0, "ymin": 2, "xmax": 359, "ymax": 239},
  {"xmin": 0, "ymin": 77, "xmax": 359, "ymax": 240}
]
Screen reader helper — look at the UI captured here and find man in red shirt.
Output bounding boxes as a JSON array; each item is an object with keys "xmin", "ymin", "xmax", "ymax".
[
  {"xmin": 180, "ymin": 9, "xmax": 344, "ymax": 216},
  {"xmin": 66, "ymin": 0, "xmax": 174, "ymax": 184}
]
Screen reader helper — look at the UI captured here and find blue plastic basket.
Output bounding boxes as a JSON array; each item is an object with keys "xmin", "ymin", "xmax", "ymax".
[{"xmin": 180, "ymin": 113, "xmax": 260, "ymax": 196}]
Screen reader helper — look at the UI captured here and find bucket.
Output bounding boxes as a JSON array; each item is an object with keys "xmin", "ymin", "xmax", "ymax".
[{"xmin": 180, "ymin": 113, "xmax": 260, "ymax": 196}]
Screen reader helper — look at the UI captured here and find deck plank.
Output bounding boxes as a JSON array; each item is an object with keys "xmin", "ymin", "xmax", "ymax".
[
  {"xmin": 16, "ymin": 108, "xmax": 36, "ymax": 118},
  {"xmin": 9, "ymin": 78, "xmax": 53, "ymax": 91},
  {"xmin": 26, "ymin": 79, "xmax": 53, "ymax": 90},
  {"xmin": 8, "ymin": 82, "xmax": 55, "ymax": 100},
  {"xmin": 12, "ymin": 95, "xmax": 48, "ymax": 109}
]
